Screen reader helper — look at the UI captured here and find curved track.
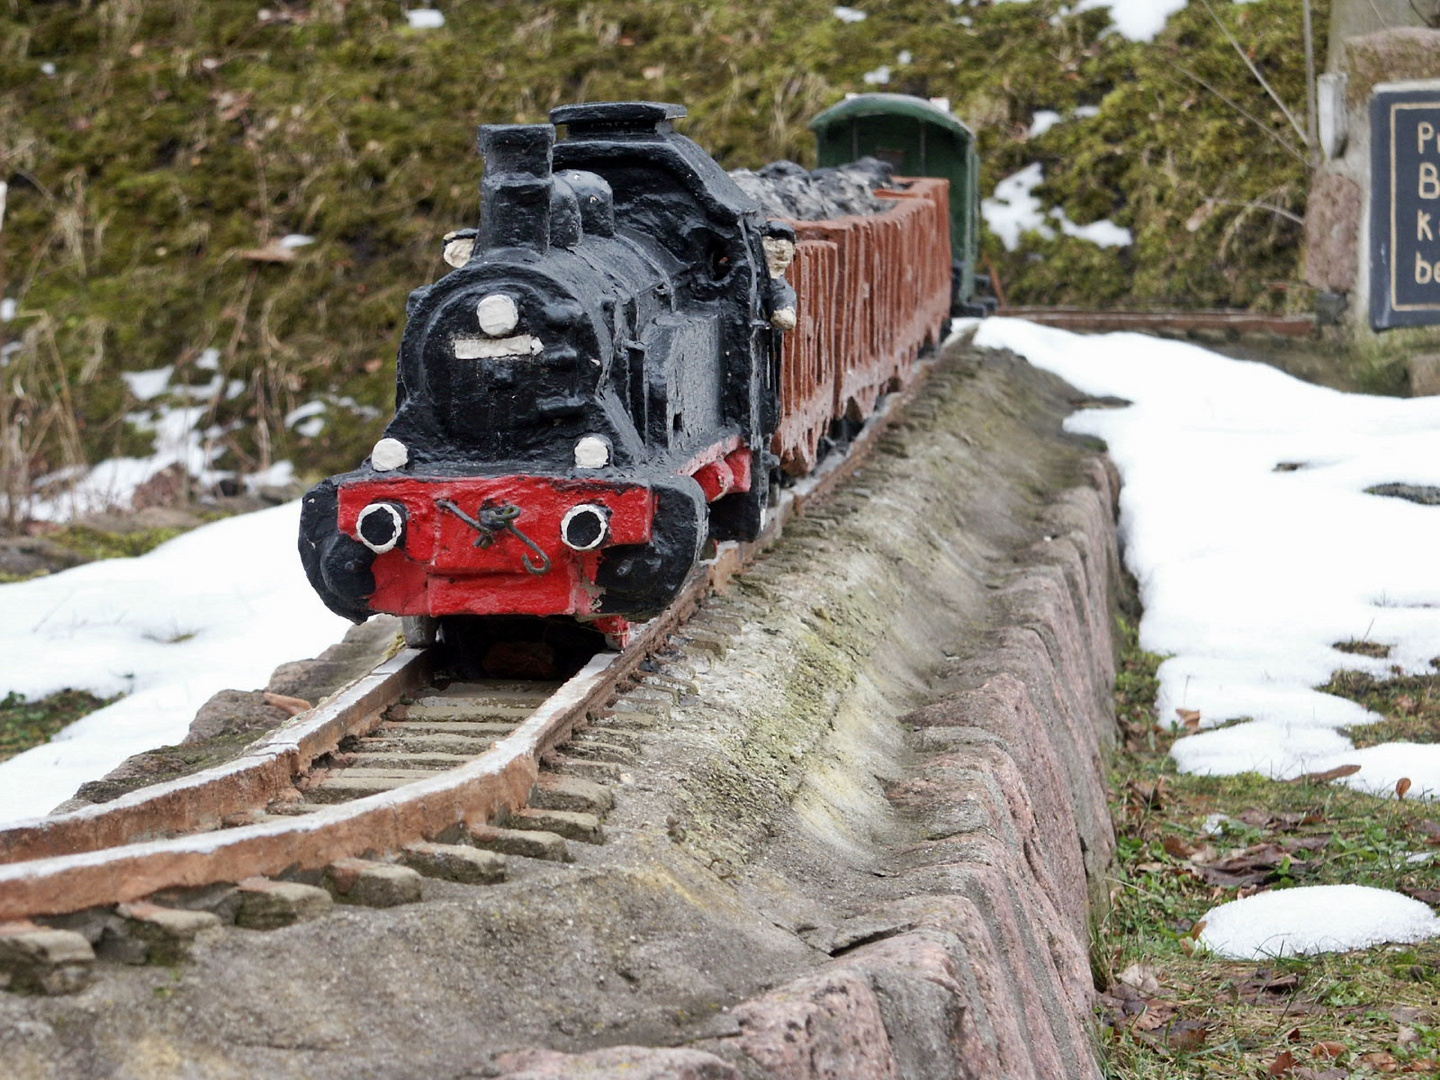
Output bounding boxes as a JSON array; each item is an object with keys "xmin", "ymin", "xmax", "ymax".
[{"xmin": 0, "ymin": 356, "xmax": 934, "ymax": 923}]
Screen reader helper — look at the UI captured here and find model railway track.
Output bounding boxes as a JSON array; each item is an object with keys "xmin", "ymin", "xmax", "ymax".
[
  {"xmin": 1002, "ymin": 306, "xmax": 1317, "ymax": 337},
  {"xmin": 0, "ymin": 359, "xmax": 930, "ymax": 925}
]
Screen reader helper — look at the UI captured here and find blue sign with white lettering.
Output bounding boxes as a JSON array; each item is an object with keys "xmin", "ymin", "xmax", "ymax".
[{"xmin": 1372, "ymin": 89, "xmax": 1440, "ymax": 329}]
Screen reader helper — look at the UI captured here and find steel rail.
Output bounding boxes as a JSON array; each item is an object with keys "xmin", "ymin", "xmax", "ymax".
[{"xmin": 1002, "ymin": 307, "xmax": 1317, "ymax": 337}]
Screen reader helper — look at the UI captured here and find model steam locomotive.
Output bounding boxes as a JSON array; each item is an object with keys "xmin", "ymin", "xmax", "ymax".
[{"xmin": 299, "ymin": 99, "xmax": 955, "ymax": 649}]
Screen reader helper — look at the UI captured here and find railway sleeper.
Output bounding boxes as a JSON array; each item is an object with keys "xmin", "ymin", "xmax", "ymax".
[
  {"xmin": 325, "ymin": 857, "xmax": 424, "ymax": 908},
  {"xmin": 543, "ymin": 756, "xmax": 625, "ymax": 784},
  {"xmin": 676, "ymin": 627, "xmax": 729, "ymax": 658},
  {"xmin": 0, "ymin": 925, "xmax": 94, "ymax": 995},
  {"xmin": 400, "ymin": 841, "xmax": 507, "ymax": 885},
  {"xmin": 502, "ymin": 807, "xmax": 605, "ymax": 845},
  {"xmin": 258, "ymin": 801, "xmax": 327, "ymax": 817},
  {"xmin": 529, "ymin": 773, "xmax": 614, "ymax": 816},
  {"xmin": 561, "ymin": 738, "xmax": 635, "ymax": 764},
  {"xmin": 389, "ymin": 701, "xmax": 538, "ymax": 722},
  {"xmin": 302, "ymin": 769, "xmax": 443, "ymax": 803},
  {"xmin": 345, "ymin": 751, "xmax": 477, "ymax": 771},
  {"xmin": 113, "ymin": 902, "xmax": 223, "ymax": 965},
  {"xmin": 374, "ymin": 719, "xmax": 518, "ymax": 738},
  {"xmin": 457, "ymin": 822, "xmax": 573, "ymax": 863},
  {"xmin": 595, "ymin": 706, "xmax": 663, "ymax": 730},
  {"xmin": 619, "ymin": 685, "xmax": 683, "ymax": 708},
  {"xmin": 571, "ymin": 728, "xmax": 641, "ymax": 752},
  {"xmin": 355, "ymin": 731, "xmax": 498, "ymax": 755}
]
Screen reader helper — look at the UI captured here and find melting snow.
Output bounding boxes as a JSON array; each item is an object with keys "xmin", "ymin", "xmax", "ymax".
[
  {"xmin": 967, "ymin": 317, "xmax": 1440, "ymax": 798},
  {"xmin": 1199, "ymin": 886, "xmax": 1440, "ymax": 959},
  {"xmin": 121, "ymin": 366, "xmax": 175, "ymax": 402},
  {"xmin": 0, "ymin": 502, "xmax": 351, "ymax": 824},
  {"xmin": 1029, "ymin": 110, "xmax": 1063, "ymax": 138},
  {"xmin": 1000, "ymin": 0, "xmax": 1188, "ymax": 41},
  {"xmin": 982, "ymin": 163, "xmax": 1130, "ymax": 251}
]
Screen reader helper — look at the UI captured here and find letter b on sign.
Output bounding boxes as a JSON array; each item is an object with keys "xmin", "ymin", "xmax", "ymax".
[{"xmin": 1422, "ymin": 162, "xmax": 1440, "ymax": 199}]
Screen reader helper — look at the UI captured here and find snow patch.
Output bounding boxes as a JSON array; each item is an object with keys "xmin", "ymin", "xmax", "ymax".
[
  {"xmin": 983, "ymin": 163, "xmax": 1051, "ymax": 251},
  {"xmin": 1074, "ymin": 0, "xmax": 1188, "ymax": 41},
  {"xmin": 1029, "ymin": 110, "xmax": 1063, "ymax": 138},
  {"xmin": 983, "ymin": 163, "xmax": 1130, "ymax": 251},
  {"xmin": 1200, "ymin": 886, "xmax": 1440, "ymax": 959},
  {"xmin": 971, "ymin": 318, "xmax": 1440, "ymax": 794},
  {"xmin": 1052, "ymin": 208, "xmax": 1132, "ymax": 247},
  {"xmin": 121, "ymin": 366, "xmax": 174, "ymax": 402},
  {"xmin": 0, "ymin": 501, "xmax": 351, "ymax": 824}
]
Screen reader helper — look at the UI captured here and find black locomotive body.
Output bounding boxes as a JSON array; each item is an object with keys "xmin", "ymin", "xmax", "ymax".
[{"xmin": 299, "ymin": 102, "xmax": 789, "ymax": 644}]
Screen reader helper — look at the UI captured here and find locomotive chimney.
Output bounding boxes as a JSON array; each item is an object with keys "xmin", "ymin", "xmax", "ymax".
[
  {"xmin": 551, "ymin": 101, "xmax": 686, "ymax": 139},
  {"xmin": 478, "ymin": 123, "xmax": 555, "ymax": 253}
]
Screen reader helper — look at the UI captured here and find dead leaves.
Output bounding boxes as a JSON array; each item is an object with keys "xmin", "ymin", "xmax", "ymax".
[
  {"xmin": 1238, "ymin": 968, "xmax": 1301, "ymax": 998},
  {"xmin": 1264, "ymin": 1039, "xmax": 1440, "ymax": 1076},
  {"xmin": 1163, "ymin": 834, "xmax": 1206, "ymax": 860},
  {"xmin": 1167, "ymin": 1018, "xmax": 1211, "ymax": 1051},
  {"xmin": 262, "ymin": 691, "xmax": 312, "ymax": 717},
  {"xmin": 1158, "ymin": 834, "xmax": 1331, "ymax": 889},
  {"xmin": 1290, "ymin": 764, "xmax": 1362, "ymax": 784},
  {"xmin": 1101, "ymin": 963, "xmax": 1206, "ymax": 1050},
  {"xmin": 1126, "ymin": 776, "xmax": 1170, "ymax": 812},
  {"xmin": 1237, "ymin": 807, "xmax": 1326, "ymax": 831}
]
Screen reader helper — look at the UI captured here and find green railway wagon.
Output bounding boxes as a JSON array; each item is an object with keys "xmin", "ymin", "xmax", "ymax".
[{"xmin": 809, "ymin": 93, "xmax": 988, "ymax": 315}]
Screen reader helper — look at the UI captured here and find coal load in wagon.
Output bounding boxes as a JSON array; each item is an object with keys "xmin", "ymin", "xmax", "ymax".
[{"xmin": 728, "ymin": 158, "xmax": 897, "ymax": 220}]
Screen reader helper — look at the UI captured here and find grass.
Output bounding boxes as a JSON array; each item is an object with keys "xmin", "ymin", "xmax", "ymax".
[
  {"xmin": 0, "ymin": 0, "xmax": 1328, "ymax": 505},
  {"xmin": 1328, "ymin": 668, "xmax": 1440, "ymax": 750},
  {"xmin": 0, "ymin": 688, "xmax": 118, "ymax": 763},
  {"xmin": 44, "ymin": 522, "xmax": 188, "ymax": 561},
  {"xmin": 1100, "ymin": 620, "xmax": 1440, "ymax": 1078}
]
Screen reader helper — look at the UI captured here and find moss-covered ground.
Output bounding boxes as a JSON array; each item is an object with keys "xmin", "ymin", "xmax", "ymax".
[
  {"xmin": 1102, "ymin": 619, "xmax": 1440, "ymax": 1078},
  {"xmin": 0, "ymin": 688, "xmax": 118, "ymax": 763},
  {"xmin": 0, "ymin": 0, "xmax": 1326, "ymax": 509}
]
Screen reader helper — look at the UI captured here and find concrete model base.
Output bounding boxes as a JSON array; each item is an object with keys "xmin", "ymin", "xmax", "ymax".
[{"xmin": 0, "ymin": 343, "xmax": 1120, "ymax": 1080}]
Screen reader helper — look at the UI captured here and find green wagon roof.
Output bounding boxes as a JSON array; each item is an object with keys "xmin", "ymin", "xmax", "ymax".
[{"xmin": 808, "ymin": 94, "xmax": 974, "ymax": 140}]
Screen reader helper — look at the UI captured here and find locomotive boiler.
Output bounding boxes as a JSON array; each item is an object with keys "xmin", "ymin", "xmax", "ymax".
[{"xmin": 299, "ymin": 102, "xmax": 794, "ymax": 648}]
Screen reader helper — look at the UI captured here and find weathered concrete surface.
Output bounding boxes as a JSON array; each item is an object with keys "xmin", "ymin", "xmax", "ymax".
[
  {"xmin": 1303, "ymin": 172, "xmax": 1362, "ymax": 293},
  {"xmin": 0, "ymin": 343, "xmax": 1119, "ymax": 1079},
  {"xmin": 1341, "ymin": 27, "xmax": 1440, "ymax": 106}
]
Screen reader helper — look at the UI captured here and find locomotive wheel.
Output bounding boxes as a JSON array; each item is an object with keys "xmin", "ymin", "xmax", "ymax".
[
  {"xmin": 595, "ymin": 477, "xmax": 707, "ymax": 619},
  {"xmin": 401, "ymin": 615, "xmax": 439, "ymax": 649},
  {"xmin": 434, "ymin": 616, "xmax": 606, "ymax": 680},
  {"xmin": 707, "ymin": 449, "xmax": 768, "ymax": 543}
]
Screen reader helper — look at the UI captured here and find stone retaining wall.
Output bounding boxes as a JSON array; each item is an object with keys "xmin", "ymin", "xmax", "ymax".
[{"xmin": 487, "ymin": 352, "xmax": 1122, "ymax": 1079}]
